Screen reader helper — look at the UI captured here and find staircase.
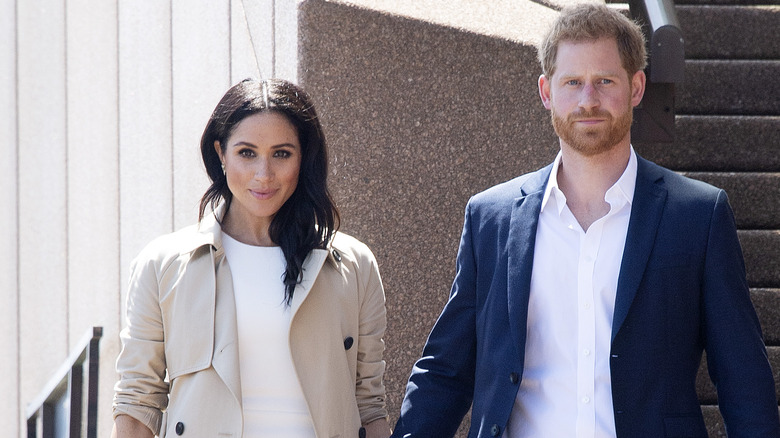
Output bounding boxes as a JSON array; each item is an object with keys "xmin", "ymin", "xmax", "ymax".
[{"xmin": 628, "ymin": 0, "xmax": 780, "ymax": 434}]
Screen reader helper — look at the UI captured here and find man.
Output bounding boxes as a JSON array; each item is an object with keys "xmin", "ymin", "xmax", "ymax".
[{"xmin": 391, "ymin": 3, "xmax": 779, "ymax": 437}]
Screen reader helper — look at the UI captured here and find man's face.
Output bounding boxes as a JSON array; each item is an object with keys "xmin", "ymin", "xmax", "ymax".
[{"xmin": 539, "ymin": 38, "xmax": 645, "ymax": 156}]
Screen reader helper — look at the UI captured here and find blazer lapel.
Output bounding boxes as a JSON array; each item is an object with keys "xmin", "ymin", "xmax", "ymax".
[
  {"xmin": 507, "ymin": 165, "xmax": 552, "ymax": 357},
  {"xmin": 611, "ymin": 157, "xmax": 668, "ymax": 341}
]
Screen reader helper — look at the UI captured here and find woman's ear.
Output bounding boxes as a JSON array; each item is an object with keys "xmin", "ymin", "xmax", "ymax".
[{"xmin": 214, "ymin": 140, "xmax": 223, "ymax": 162}]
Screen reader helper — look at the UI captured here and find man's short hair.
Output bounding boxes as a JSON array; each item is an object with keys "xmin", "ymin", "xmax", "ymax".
[{"xmin": 538, "ymin": 3, "xmax": 647, "ymax": 78}]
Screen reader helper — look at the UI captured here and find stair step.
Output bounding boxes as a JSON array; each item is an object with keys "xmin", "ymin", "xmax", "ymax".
[
  {"xmin": 678, "ymin": 5, "xmax": 780, "ymax": 59},
  {"xmin": 680, "ymin": 172, "xmax": 780, "ymax": 229},
  {"xmin": 679, "ymin": 60, "xmax": 780, "ymax": 115},
  {"xmin": 676, "ymin": 0, "xmax": 780, "ymax": 6},
  {"xmin": 739, "ymin": 230, "xmax": 780, "ymax": 287},
  {"xmin": 752, "ymin": 288, "xmax": 780, "ymax": 344},
  {"xmin": 633, "ymin": 115, "xmax": 780, "ymax": 172}
]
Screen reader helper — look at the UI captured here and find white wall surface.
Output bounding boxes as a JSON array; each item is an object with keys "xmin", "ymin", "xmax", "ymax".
[
  {"xmin": 0, "ymin": 0, "xmax": 19, "ymax": 436},
  {"xmin": 5, "ymin": 0, "xmax": 299, "ymax": 436},
  {"xmin": 16, "ymin": 1, "xmax": 70, "ymax": 434}
]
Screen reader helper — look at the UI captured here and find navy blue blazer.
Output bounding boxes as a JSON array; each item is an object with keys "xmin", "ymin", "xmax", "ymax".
[{"xmin": 393, "ymin": 156, "xmax": 779, "ymax": 438}]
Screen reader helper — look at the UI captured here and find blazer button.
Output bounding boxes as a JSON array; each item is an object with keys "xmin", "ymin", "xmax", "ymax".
[
  {"xmin": 358, "ymin": 426, "xmax": 366, "ymax": 438},
  {"xmin": 175, "ymin": 422, "xmax": 185, "ymax": 435},
  {"xmin": 332, "ymin": 249, "xmax": 342, "ymax": 262},
  {"xmin": 343, "ymin": 336, "xmax": 354, "ymax": 350},
  {"xmin": 491, "ymin": 424, "xmax": 500, "ymax": 436},
  {"xmin": 509, "ymin": 372, "xmax": 519, "ymax": 384}
]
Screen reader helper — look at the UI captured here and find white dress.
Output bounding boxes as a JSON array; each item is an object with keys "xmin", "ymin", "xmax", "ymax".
[{"xmin": 221, "ymin": 233, "xmax": 316, "ymax": 438}]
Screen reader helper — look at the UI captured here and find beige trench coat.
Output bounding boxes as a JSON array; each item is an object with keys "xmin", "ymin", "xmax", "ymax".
[{"xmin": 113, "ymin": 211, "xmax": 388, "ymax": 437}]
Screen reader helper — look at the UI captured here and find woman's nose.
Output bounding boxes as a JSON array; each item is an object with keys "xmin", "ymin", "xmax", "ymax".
[{"xmin": 254, "ymin": 159, "xmax": 272, "ymax": 181}]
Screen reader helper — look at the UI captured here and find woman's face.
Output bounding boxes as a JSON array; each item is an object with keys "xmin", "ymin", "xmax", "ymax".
[{"xmin": 216, "ymin": 111, "xmax": 302, "ymax": 234}]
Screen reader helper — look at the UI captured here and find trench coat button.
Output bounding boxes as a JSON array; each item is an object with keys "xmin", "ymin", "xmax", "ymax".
[
  {"xmin": 509, "ymin": 372, "xmax": 519, "ymax": 384},
  {"xmin": 332, "ymin": 249, "xmax": 342, "ymax": 262},
  {"xmin": 490, "ymin": 424, "xmax": 500, "ymax": 436},
  {"xmin": 344, "ymin": 336, "xmax": 354, "ymax": 350},
  {"xmin": 358, "ymin": 426, "xmax": 366, "ymax": 438},
  {"xmin": 175, "ymin": 422, "xmax": 184, "ymax": 435}
]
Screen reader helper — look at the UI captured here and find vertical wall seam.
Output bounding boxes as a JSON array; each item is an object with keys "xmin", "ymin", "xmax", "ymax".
[
  {"xmin": 228, "ymin": 0, "xmax": 232, "ymax": 82},
  {"xmin": 63, "ymin": 0, "xmax": 71, "ymax": 352},
  {"xmin": 14, "ymin": 0, "xmax": 21, "ymax": 432},
  {"xmin": 116, "ymin": 0, "xmax": 123, "ymax": 335},
  {"xmin": 169, "ymin": 0, "xmax": 175, "ymax": 231},
  {"xmin": 271, "ymin": 0, "xmax": 276, "ymax": 78}
]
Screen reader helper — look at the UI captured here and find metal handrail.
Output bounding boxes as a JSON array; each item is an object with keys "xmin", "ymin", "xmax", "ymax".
[
  {"xmin": 629, "ymin": 0, "xmax": 685, "ymax": 83},
  {"xmin": 628, "ymin": 0, "xmax": 685, "ymax": 142},
  {"xmin": 26, "ymin": 327, "xmax": 102, "ymax": 438}
]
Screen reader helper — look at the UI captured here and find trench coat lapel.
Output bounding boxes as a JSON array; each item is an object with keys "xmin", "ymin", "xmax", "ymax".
[
  {"xmin": 611, "ymin": 157, "xmax": 667, "ymax": 341},
  {"xmin": 290, "ymin": 249, "xmax": 329, "ymax": 320},
  {"xmin": 507, "ymin": 165, "xmax": 552, "ymax": 357},
  {"xmin": 211, "ymin": 246, "xmax": 242, "ymax": 406},
  {"xmin": 189, "ymin": 207, "xmax": 243, "ymax": 406}
]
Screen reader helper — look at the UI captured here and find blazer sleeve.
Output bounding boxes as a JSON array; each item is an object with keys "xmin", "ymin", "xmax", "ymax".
[
  {"xmin": 112, "ymin": 249, "xmax": 170, "ymax": 436},
  {"xmin": 355, "ymin": 243, "xmax": 390, "ymax": 425},
  {"xmin": 702, "ymin": 190, "xmax": 780, "ymax": 437},
  {"xmin": 392, "ymin": 201, "xmax": 478, "ymax": 438}
]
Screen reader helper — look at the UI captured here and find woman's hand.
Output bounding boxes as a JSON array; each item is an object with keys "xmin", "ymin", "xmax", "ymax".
[
  {"xmin": 363, "ymin": 417, "xmax": 392, "ymax": 438},
  {"xmin": 111, "ymin": 415, "xmax": 154, "ymax": 438}
]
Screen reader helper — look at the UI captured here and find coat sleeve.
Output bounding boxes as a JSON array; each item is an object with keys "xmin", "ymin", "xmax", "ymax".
[
  {"xmin": 702, "ymin": 190, "xmax": 780, "ymax": 437},
  {"xmin": 392, "ymin": 201, "xmax": 478, "ymax": 438},
  {"xmin": 355, "ymin": 243, "xmax": 391, "ymax": 425},
  {"xmin": 112, "ymin": 248, "xmax": 170, "ymax": 436}
]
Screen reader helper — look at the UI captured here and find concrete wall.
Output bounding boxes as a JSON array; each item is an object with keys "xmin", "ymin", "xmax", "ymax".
[
  {"xmin": 3, "ymin": 0, "xmax": 560, "ymax": 436},
  {"xmin": 296, "ymin": 1, "xmax": 558, "ymax": 433}
]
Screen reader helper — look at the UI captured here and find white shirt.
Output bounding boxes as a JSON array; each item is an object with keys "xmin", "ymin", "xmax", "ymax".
[
  {"xmin": 504, "ymin": 148, "xmax": 637, "ymax": 438},
  {"xmin": 221, "ymin": 233, "xmax": 316, "ymax": 438}
]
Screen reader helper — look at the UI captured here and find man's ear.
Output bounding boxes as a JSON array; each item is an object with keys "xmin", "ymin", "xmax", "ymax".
[
  {"xmin": 631, "ymin": 70, "xmax": 646, "ymax": 107},
  {"xmin": 538, "ymin": 75, "xmax": 552, "ymax": 110}
]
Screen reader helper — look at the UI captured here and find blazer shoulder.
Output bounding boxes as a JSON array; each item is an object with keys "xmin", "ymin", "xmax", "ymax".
[
  {"xmin": 638, "ymin": 157, "xmax": 724, "ymax": 203},
  {"xmin": 469, "ymin": 164, "xmax": 553, "ymax": 209}
]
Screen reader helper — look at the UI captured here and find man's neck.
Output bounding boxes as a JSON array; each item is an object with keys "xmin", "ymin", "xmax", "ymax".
[{"xmin": 556, "ymin": 143, "xmax": 631, "ymax": 231}]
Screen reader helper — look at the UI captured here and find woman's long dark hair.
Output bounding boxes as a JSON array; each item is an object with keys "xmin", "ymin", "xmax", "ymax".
[{"xmin": 199, "ymin": 78, "xmax": 339, "ymax": 304}]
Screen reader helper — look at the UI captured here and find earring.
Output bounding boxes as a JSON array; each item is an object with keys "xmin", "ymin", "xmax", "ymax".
[{"xmin": 221, "ymin": 163, "xmax": 226, "ymax": 175}]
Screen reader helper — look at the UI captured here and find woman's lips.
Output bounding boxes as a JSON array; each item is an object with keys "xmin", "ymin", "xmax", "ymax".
[{"xmin": 250, "ymin": 188, "xmax": 277, "ymax": 200}]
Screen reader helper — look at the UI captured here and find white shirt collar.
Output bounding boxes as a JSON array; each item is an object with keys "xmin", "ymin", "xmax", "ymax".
[{"xmin": 541, "ymin": 146, "xmax": 638, "ymax": 216}]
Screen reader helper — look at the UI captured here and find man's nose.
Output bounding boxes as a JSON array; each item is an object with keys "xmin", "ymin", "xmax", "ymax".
[{"xmin": 578, "ymin": 83, "xmax": 600, "ymax": 110}]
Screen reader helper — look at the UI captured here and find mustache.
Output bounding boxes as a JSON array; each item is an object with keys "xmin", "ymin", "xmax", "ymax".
[{"xmin": 567, "ymin": 109, "xmax": 613, "ymax": 120}]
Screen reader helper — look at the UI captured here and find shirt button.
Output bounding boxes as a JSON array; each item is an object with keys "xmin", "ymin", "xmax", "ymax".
[
  {"xmin": 584, "ymin": 302, "xmax": 591, "ymax": 309},
  {"xmin": 583, "ymin": 349, "xmax": 591, "ymax": 356},
  {"xmin": 582, "ymin": 396, "xmax": 591, "ymax": 404}
]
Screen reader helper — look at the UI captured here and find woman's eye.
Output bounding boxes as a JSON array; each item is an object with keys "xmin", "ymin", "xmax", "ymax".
[
  {"xmin": 239, "ymin": 149, "xmax": 255, "ymax": 157},
  {"xmin": 274, "ymin": 150, "xmax": 292, "ymax": 158}
]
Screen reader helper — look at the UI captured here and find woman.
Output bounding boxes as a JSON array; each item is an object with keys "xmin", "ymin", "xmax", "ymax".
[{"xmin": 112, "ymin": 78, "xmax": 392, "ymax": 438}]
